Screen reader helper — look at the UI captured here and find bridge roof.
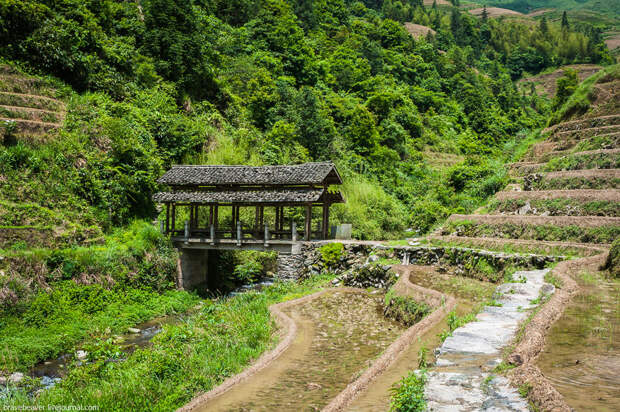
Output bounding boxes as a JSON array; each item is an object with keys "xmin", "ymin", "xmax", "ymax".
[
  {"xmin": 157, "ymin": 162, "xmax": 342, "ymax": 186},
  {"xmin": 152, "ymin": 188, "xmax": 344, "ymax": 204}
]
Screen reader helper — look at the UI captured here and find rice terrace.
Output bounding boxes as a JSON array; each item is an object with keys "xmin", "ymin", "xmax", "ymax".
[{"xmin": 0, "ymin": 0, "xmax": 618, "ymax": 411}]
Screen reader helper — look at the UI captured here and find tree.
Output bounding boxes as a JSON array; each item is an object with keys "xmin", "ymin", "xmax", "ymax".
[
  {"xmin": 481, "ymin": 5, "xmax": 488, "ymax": 22},
  {"xmin": 561, "ymin": 11, "xmax": 569, "ymax": 30},
  {"xmin": 554, "ymin": 68, "xmax": 578, "ymax": 109},
  {"xmin": 539, "ymin": 16, "xmax": 548, "ymax": 35}
]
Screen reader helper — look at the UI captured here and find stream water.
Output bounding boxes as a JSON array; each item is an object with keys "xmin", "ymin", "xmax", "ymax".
[
  {"xmin": 200, "ymin": 289, "xmax": 405, "ymax": 411},
  {"xmin": 537, "ymin": 273, "xmax": 620, "ymax": 411}
]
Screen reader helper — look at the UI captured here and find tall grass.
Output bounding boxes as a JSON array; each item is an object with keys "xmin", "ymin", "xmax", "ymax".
[{"xmin": 1, "ymin": 275, "xmax": 334, "ymax": 411}]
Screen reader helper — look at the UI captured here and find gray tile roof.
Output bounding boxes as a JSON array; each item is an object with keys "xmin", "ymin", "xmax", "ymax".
[
  {"xmin": 157, "ymin": 162, "xmax": 342, "ymax": 186},
  {"xmin": 152, "ymin": 188, "xmax": 344, "ymax": 204}
]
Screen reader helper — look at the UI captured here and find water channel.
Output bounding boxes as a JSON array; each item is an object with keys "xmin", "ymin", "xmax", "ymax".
[{"xmin": 537, "ymin": 272, "xmax": 620, "ymax": 411}]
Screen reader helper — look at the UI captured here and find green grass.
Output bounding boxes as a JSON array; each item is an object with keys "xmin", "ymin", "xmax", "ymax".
[
  {"xmin": 485, "ymin": 198, "xmax": 620, "ymax": 217},
  {"xmin": 529, "ymin": 175, "xmax": 620, "ymax": 190},
  {"xmin": 424, "ymin": 237, "xmax": 588, "ymax": 258},
  {"xmin": 544, "ymin": 151, "xmax": 620, "ymax": 172},
  {"xmin": 442, "ymin": 220, "xmax": 620, "ymax": 244},
  {"xmin": 1, "ymin": 274, "xmax": 335, "ymax": 411}
]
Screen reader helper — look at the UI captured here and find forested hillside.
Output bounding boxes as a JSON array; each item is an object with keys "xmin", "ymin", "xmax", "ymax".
[{"xmin": 0, "ymin": 0, "xmax": 611, "ymax": 239}]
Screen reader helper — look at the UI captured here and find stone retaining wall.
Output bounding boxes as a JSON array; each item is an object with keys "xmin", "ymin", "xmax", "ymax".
[{"xmin": 277, "ymin": 242, "xmax": 562, "ymax": 283}]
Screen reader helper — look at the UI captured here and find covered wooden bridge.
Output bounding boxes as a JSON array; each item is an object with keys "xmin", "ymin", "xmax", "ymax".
[{"xmin": 153, "ymin": 162, "xmax": 345, "ymax": 255}]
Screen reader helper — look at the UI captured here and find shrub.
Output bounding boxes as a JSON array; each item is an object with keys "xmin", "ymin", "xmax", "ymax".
[
  {"xmin": 319, "ymin": 243, "xmax": 344, "ymax": 267},
  {"xmin": 384, "ymin": 291, "xmax": 431, "ymax": 326},
  {"xmin": 233, "ymin": 261, "xmax": 262, "ymax": 283},
  {"xmin": 389, "ymin": 369, "xmax": 427, "ymax": 412}
]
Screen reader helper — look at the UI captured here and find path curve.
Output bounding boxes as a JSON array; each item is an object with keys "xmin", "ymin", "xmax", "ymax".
[{"xmin": 177, "ymin": 287, "xmax": 360, "ymax": 411}]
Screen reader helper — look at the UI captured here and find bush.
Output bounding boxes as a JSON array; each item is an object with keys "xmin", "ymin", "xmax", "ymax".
[
  {"xmin": 319, "ymin": 243, "xmax": 344, "ymax": 267},
  {"xmin": 233, "ymin": 261, "xmax": 262, "ymax": 283},
  {"xmin": 389, "ymin": 369, "xmax": 427, "ymax": 412}
]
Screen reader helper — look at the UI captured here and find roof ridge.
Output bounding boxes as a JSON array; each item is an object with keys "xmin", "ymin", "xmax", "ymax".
[{"xmin": 169, "ymin": 161, "xmax": 335, "ymax": 168}]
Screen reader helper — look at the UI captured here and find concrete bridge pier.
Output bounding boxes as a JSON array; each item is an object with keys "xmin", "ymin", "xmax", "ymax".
[{"xmin": 177, "ymin": 248, "xmax": 227, "ymax": 291}]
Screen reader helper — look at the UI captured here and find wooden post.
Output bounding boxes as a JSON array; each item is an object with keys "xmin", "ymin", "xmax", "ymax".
[
  {"xmin": 237, "ymin": 221, "xmax": 242, "ymax": 246},
  {"xmin": 292, "ymin": 221, "xmax": 297, "ymax": 242},
  {"xmin": 274, "ymin": 206, "xmax": 279, "ymax": 240},
  {"xmin": 264, "ymin": 223, "xmax": 270, "ymax": 246},
  {"xmin": 214, "ymin": 205, "xmax": 219, "ymax": 231},
  {"xmin": 210, "ymin": 223, "xmax": 215, "ymax": 243},
  {"xmin": 171, "ymin": 204, "xmax": 176, "ymax": 235},
  {"xmin": 259, "ymin": 206, "xmax": 264, "ymax": 239},
  {"xmin": 254, "ymin": 206, "xmax": 260, "ymax": 238},
  {"xmin": 322, "ymin": 202, "xmax": 329, "ymax": 240},
  {"xmin": 231, "ymin": 205, "xmax": 236, "ymax": 239},
  {"xmin": 189, "ymin": 205, "xmax": 194, "ymax": 231},
  {"xmin": 165, "ymin": 203, "xmax": 170, "ymax": 234},
  {"xmin": 305, "ymin": 205, "xmax": 311, "ymax": 241},
  {"xmin": 209, "ymin": 205, "xmax": 214, "ymax": 227}
]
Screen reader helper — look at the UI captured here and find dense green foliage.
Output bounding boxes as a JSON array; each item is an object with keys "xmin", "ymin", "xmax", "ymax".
[{"xmin": 0, "ymin": 0, "xmax": 611, "ymax": 239}]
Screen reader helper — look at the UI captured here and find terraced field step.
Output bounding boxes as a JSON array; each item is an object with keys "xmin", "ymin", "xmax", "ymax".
[
  {"xmin": 487, "ymin": 190, "xmax": 620, "ymax": 217},
  {"xmin": 495, "ymin": 189, "xmax": 620, "ymax": 202},
  {"xmin": 0, "ymin": 91, "xmax": 65, "ymax": 112},
  {"xmin": 523, "ymin": 169, "xmax": 620, "ymax": 190},
  {"xmin": 0, "ymin": 74, "xmax": 58, "ymax": 98},
  {"xmin": 545, "ymin": 114, "xmax": 620, "ymax": 134},
  {"xmin": 0, "ymin": 105, "xmax": 64, "ymax": 123},
  {"xmin": 426, "ymin": 235, "xmax": 608, "ymax": 257},
  {"xmin": 442, "ymin": 214, "xmax": 620, "ymax": 244},
  {"xmin": 551, "ymin": 125, "xmax": 620, "ymax": 142},
  {"xmin": 0, "ymin": 117, "xmax": 60, "ymax": 134},
  {"xmin": 447, "ymin": 214, "xmax": 620, "ymax": 227},
  {"xmin": 510, "ymin": 149, "xmax": 620, "ymax": 175}
]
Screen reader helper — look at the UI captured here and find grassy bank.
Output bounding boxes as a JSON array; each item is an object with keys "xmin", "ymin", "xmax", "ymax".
[{"xmin": 1, "ymin": 275, "xmax": 334, "ymax": 411}]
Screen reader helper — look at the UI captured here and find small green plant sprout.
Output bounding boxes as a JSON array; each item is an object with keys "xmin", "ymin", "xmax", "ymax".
[
  {"xmin": 488, "ymin": 299, "xmax": 503, "ymax": 307},
  {"xmin": 518, "ymin": 382, "xmax": 533, "ymax": 398},
  {"xmin": 493, "ymin": 361, "xmax": 515, "ymax": 374},
  {"xmin": 544, "ymin": 272, "xmax": 562, "ymax": 288},
  {"xmin": 417, "ymin": 341, "xmax": 428, "ymax": 368},
  {"xmin": 319, "ymin": 242, "xmax": 344, "ymax": 267},
  {"xmin": 389, "ymin": 369, "xmax": 427, "ymax": 412},
  {"xmin": 518, "ymin": 275, "xmax": 527, "ymax": 283}
]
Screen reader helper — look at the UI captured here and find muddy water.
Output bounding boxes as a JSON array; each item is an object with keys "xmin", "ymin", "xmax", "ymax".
[
  {"xmin": 537, "ymin": 273, "xmax": 620, "ymax": 412},
  {"xmin": 346, "ymin": 268, "xmax": 490, "ymax": 411},
  {"xmin": 201, "ymin": 290, "xmax": 405, "ymax": 412}
]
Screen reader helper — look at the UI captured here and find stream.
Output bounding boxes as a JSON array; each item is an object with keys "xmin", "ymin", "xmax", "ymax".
[
  {"xmin": 2, "ymin": 277, "xmax": 276, "ymax": 396},
  {"xmin": 199, "ymin": 289, "xmax": 405, "ymax": 411},
  {"xmin": 537, "ymin": 272, "xmax": 620, "ymax": 411}
]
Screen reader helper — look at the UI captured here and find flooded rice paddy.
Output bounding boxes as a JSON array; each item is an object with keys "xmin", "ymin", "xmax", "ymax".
[
  {"xmin": 201, "ymin": 290, "xmax": 405, "ymax": 411},
  {"xmin": 537, "ymin": 272, "xmax": 620, "ymax": 411}
]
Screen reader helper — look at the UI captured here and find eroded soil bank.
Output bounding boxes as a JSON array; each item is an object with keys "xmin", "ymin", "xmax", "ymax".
[
  {"xmin": 198, "ymin": 289, "xmax": 405, "ymax": 411},
  {"xmin": 537, "ymin": 272, "xmax": 620, "ymax": 411}
]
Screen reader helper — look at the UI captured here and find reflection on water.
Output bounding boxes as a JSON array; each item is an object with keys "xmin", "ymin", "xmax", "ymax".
[
  {"xmin": 537, "ymin": 273, "xmax": 619, "ymax": 411},
  {"xmin": 207, "ymin": 290, "xmax": 405, "ymax": 411}
]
